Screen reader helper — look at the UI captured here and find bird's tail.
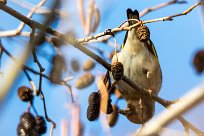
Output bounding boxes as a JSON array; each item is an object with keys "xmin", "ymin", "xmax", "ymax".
[{"xmin": 126, "ymin": 8, "xmax": 139, "ymax": 26}]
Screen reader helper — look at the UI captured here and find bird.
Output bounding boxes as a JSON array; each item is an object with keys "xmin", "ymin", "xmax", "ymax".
[{"xmin": 111, "ymin": 8, "xmax": 162, "ymax": 124}]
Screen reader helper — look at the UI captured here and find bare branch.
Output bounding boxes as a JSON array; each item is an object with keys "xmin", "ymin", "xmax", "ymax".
[{"xmin": 0, "ymin": 0, "xmax": 46, "ymax": 37}]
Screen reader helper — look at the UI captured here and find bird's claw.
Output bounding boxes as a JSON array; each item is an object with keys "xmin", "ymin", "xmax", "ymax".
[{"xmin": 118, "ymin": 108, "xmax": 131, "ymax": 116}]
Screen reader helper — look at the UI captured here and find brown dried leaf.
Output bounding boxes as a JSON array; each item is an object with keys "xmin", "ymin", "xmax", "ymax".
[
  {"xmin": 75, "ymin": 72, "xmax": 95, "ymax": 89},
  {"xmin": 91, "ymin": 6, "xmax": 100, "ymax": 33},
  {"xmin": 83, "ymin": 59, "xmax": 95, "ymax": 71},
  {"xmin": 85, "ymin": 0, "xmax": 95, "ymax": 35},
  {"xmin": 97, "ymin": 77, "xmax": 109, "ymax": 114},
  {"xmin": 50, "ymin": 55, "xmax": 66, "ymax": 83},
  {"xmin": 107, "ymin": 105, "xmax": 118, "ymax": 127}
]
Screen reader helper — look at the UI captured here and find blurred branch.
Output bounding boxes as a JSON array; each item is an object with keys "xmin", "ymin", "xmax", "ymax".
[
  {"xmin": 0, "ymin": 38, "xmax": 31, "ymax": 102},
  {"xmin": 0, "ymin": 0, "xmax": 46, "ymax": 37},
  {"xmin": 10, "ymin": 0, "xmax": 67, "ymax": 18},
  {"xmin": 136, "ymin": 83, "xmax": 204, "ymax": 136},
  {"xmin": 139, "ymin": 0, "xmax": 187, "ymax": 17}
]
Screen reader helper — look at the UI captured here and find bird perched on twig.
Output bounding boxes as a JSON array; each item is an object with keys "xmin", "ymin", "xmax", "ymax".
[{"xmin": 111, "ymin": 9, "xmax": 162, "ymax": 124}]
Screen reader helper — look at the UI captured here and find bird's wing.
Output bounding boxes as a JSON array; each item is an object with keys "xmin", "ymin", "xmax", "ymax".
[{"xmin": 145, "ymin": 40, "xmax": 159, "ymax": 61}]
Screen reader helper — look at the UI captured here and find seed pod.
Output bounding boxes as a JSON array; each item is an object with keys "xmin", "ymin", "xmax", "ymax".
[
  {"xmin": 88, "ymin": 92, "xmax": 100, "ymax": 104},
  {"xmin": 17, "ymin": 123, "xmax": 28, "ymax": 136},
  {"xmin": 75, "ymin": 72, "xmax": 95, "ymax": 89},
  {"xmin": 107, "ymin": 105, "xmax": 118, "ymax": 127},
  {"xmin": 18, "ymin": 86, "xmax": 33, "ymax": 102},
  {"xmin": 83, "ymin": 59, "xmax": 95, "ymax": 71},
  {"xmin": 20, "ymin": 112, "xmax": 36, "ymax": 133},
  {"xmin": 50, "ymin": 55, "xmax": 66, "ymax": 83},
  {"xmin": 111, "ymin": 62, "xmax": 124, "ymax": 81},
  {"xmin": 136, "ymin": 25, "xmax": 150, "ymax": 42},
  {"xmin": 87, "ymin": 92, "xmax": 100, "ymax": 121},
  {"xmin": 71, "ymin": 59, "xmax": 80, "ymax": 72},
  {"xmin": 193, "ymin": 49, "xmax": 204, "ymax": 73},
  {"xmin": 35, "ymin": 116, "xmax": 47, "ymax": 134},
  {"xmin": 87, "ymin": 103, "xmax": 100, "ymax": 121}
]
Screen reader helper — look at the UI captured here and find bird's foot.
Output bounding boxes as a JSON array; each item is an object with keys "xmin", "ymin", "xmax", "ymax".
[{"xmin": 118, "ymin": 108, "xmax": 135, "ymax": 116}]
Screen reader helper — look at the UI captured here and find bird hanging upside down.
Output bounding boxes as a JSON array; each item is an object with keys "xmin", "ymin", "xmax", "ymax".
[{"xmin": 111, "ymin": 9, "xmax": 162, "ymax": 124}]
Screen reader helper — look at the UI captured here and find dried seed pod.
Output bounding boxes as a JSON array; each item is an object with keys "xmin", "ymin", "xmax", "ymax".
[
  {"xmin": 88, "ymin": 92, "xmax": 100, "ymax": 104},
  {"xmin": 20, "ymin": 112, "xmax": 36, "ymax": 133},
  {"xmin": 87, "ymin": 103, "xmax": 100, "ymax": 121},
  {"xmin": 18, "ymin": 86, "xmax": 33, "ymax": 102},
  {"xmin": 17, "ymin": 123, "xmax": 28, "ymax": 136},
  {"xmin": 50, "ymin": 55, "xmax": 66, "ymax": 83},
  {"xmin": 75, "ymin": 72, "xmax": 95, "ymax": 89},
  {"xmin": 83, "ymin": 59, "xmax": 95, "ymax": 71},
  {"xmin": 193, "ymin": 49, "xmax": 204, "ymax": 73},
  {"xmin": 136, "ymin": 25, "xmax": 150, "ymax": 42},
  {"xmin": 71, "ymin": 59, "xmax": 80, "ymax": 72},
  {"xmin": 106, "ymin": 99, "xmax": 113, "ymax": 114},
  {"xmin": 107, "ymin": 105, "xmax": 118, "ymax": 127},
  {"xmin": 35, "ymin": 116, "xmax": 47, "ymax": 134},
  {"xmin": 111, "ymin": 62, "xmax": 124, "ymax": 81}
]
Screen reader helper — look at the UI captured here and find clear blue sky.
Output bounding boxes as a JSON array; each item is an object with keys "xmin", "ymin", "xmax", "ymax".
[{"xmin": 0, "ymin": 0, "xmax": 204, "ymax": 136}]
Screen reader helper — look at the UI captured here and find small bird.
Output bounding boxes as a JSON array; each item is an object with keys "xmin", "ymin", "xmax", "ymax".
[{"xmin": 111, "ymin": 9, "xmax": 162, "ymax": 124}]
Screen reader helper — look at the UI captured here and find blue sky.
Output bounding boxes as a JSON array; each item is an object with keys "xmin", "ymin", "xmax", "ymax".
[{"xmin": 0, "ymin": 0, "xmax": 204, "ymax": 136}]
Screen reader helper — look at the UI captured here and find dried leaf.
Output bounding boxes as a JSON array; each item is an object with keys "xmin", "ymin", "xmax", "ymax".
[
  {"xmin": 107, "ymin": 105, "xmax": 118, "ymax": 127},
  {"xmin": 50, "ymin": 55, "xmax": 66, "ymax": 83},
  {"xmin": 97, "ymin": 77, "xmax": 109, "ymax": 114},
  {"xmin": 75, "ymin": 72, "xmax": 95, "ymax": 89},
  {"xmin": 83, "ymin": 59, "xmax": 95, "ymax": 71},
  {"xmin": 85, "ymin": 0, "xmax": 95, "ymax": 35},
  {"xmin": 91, "ymin": 6, "xmax": 100, "ymax": 33}
]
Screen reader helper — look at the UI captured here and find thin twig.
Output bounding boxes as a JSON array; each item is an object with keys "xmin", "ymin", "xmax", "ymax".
[
  {"xmin": 40, "ymin": 91, "xmax": 56, "ymax": 128},
  {"xmin": 139, "ymin": 0, "xmax": 187, "ymax": 17}
]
